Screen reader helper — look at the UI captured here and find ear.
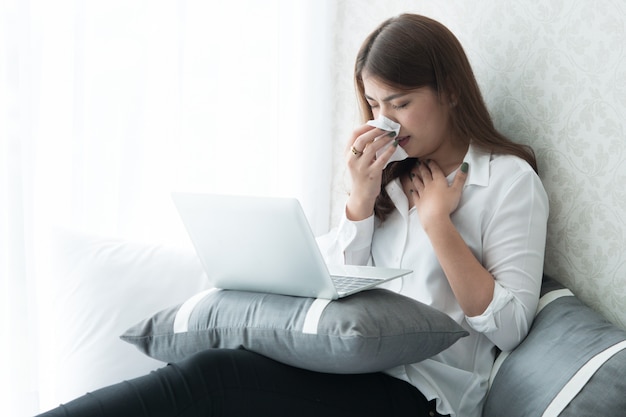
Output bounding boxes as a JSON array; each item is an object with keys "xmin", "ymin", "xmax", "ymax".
[
  {"xmin": 448, "ymin": 91, "xmax": 458, "ymax": 108},
  {"xmin": 441, "ymin": 76, "xmax": 459, "ymax": 108}
]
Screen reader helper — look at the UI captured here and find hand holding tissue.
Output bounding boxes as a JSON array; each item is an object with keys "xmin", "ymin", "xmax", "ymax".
[{"xmin": 366, "ymin": 115, "xmax": 409, "ymax": 167}]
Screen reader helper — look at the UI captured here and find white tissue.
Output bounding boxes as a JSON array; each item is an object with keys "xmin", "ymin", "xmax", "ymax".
[
  {"xmin": 366, "ymin": 115, "xmax": 409, "ymax": 167},
  {"xmin": 366, "ymin": 114, "xmax": 401, "ymax": 135}
]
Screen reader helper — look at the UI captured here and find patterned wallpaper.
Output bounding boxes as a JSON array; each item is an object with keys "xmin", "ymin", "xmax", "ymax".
[{"xmin": 329, "ymin": 0, "xmax": 626, "ymax": 329}]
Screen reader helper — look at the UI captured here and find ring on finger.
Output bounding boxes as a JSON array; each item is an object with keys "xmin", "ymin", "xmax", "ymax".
[{"xmin": 351, "ymin": 146, "xmax": 363, "ymax": 157}]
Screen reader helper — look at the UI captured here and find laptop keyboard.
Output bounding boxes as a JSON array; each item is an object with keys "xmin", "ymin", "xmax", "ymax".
[{"xmin": 331, "ymin": 276, "xmax": 382, "ymax": 293}]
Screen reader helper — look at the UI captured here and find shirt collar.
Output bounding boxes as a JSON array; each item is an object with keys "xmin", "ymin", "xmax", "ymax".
[
  {"xmin": 463, "ymin": 142, "xmax": 491, "ymax": 188},
  {"xmin": 386, "ymin": 178, "xmax": 408, "ymax": 217}
]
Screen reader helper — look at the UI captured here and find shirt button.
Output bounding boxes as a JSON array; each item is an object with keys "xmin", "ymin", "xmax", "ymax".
[{"xmin": 428, "ymin": 412, "xmax": 435, "ymax": 417}]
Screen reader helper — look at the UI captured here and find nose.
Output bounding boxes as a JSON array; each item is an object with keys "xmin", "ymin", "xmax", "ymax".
[{"xmin": 376, "ymin": 105, "xmax": 399, "ymax": 121}]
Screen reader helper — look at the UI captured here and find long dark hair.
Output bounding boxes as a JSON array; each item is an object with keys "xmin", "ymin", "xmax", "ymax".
[{"xmin": 354, "ymin": 14, "xmax": 537, "ymax": 221}]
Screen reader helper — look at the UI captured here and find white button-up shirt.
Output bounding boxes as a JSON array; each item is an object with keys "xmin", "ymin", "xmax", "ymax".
[{"xmin": 319, "ymin": 143, "xmax": 549, "ymax": 417}]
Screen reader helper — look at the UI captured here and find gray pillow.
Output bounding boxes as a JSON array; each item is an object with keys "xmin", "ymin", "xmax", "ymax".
[
  {"xmin": 484, "ymin": 275, "xmax": 626, "ymax": 417},
  {"xmin": 121, "ymin": 288, "xmax": 468, "ymax": 374}
]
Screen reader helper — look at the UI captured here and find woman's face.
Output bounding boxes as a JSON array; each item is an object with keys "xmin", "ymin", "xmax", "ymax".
[{"xmin": 362, "ymin": 75, "xmax": 459, "ymax": 163}]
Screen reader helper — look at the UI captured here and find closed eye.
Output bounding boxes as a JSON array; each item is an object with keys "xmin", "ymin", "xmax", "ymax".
[{"xmin": 392, "ymin": 102, "xmax": 409, "ymax": 110}]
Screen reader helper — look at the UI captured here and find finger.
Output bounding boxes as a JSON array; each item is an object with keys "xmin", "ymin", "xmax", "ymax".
[
  {"xmin": 451, "ymin": 162, "xmax": 469, "ymax": 191},
  {"xmin": 361, "ymin": 130, "xmax": 397, "ymax": 159},
  {"xmin": 418, "ymin": 160, "xmax": 433, "ymax": 182},
  {"xmin": 409, "ymin": 169, "xmax": 424, "ymax": 191},
  {"xmin": 408, "ymin": 170, "xmax": 423, "ymax": 203},
  {"xmin": 346, "ymin": 124, "xmax": 376, "ymax": 154},
  {"xmin": 425, "ymin": 159, "xmax": 446, "ymax": 179},
  {"xmin": 371, "ymin": 136, "xmax": 399, "ymax": 168}
]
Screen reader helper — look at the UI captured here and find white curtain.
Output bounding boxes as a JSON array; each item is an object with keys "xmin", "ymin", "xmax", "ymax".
[{"xmin": 0, "ymin": 0, "xmax": 334, "ymax": 415}]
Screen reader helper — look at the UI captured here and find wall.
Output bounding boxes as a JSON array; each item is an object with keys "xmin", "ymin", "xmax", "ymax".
[{"xmin": 329, "ymin": 0, "xmax": 626, "ymax": 329}]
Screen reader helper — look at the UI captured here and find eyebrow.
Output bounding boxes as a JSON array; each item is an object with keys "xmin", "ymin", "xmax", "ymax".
[{"xmin": 364, "ymin": 92, "xmax": 410, "ymax": 102}]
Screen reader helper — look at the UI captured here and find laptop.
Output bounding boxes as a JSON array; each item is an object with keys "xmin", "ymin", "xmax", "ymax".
[{"xmin": 171, "ymin": 193, "xmax": 412, "ymax": 300}]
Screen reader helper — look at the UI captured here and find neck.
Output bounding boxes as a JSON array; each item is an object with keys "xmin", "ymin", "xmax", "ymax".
[{"xmin": 427, "ymin": 139, "xmax": 469, "ymax": 176}]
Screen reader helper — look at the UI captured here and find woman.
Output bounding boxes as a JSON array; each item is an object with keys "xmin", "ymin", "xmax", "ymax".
[
  {"xmin": 321, "ymin": 13, "xmax": 548, "ymax": 416},
  {"xmin": 37, "ymin": 13, "xmax": 548, "ymax": 417}
]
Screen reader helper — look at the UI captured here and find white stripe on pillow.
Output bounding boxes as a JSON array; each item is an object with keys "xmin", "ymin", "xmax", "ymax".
[
  {"xmin": 542, "ymin": 340, "xmax": 626, "ymax": 417},
  {"xmin": 173, "ymin": 288, "xmax": 219, "ymax": 334},
  {"xmin": 489, "ymin": 288, "xmax": 574, "ymax": 388},
  {"xmin": 302, "ymin": 298, "xmax": 331, "ymax": 335},
  {"xmin": 536, "ymin": 289, "xmax": 574, "ymax": 315}
]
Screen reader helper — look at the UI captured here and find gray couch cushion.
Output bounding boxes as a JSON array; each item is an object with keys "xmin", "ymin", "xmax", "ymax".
[
  {"xmin": 121, "ymin": 288, "xmax": 469, "ymax": 374},
  {"xmin": 484, "ymin": 276, "xmax": 626, "ymax": 417}
]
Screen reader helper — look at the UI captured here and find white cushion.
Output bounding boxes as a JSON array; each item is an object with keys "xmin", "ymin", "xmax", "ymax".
[{"xmin": 37, "ymin": 230, "xmax": 210, "ymax": 411}]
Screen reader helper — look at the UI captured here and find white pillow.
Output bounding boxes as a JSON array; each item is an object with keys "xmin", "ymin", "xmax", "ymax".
[{"xmin": 37, "ymin": 230, "xmax": 210, "ymax": 412}]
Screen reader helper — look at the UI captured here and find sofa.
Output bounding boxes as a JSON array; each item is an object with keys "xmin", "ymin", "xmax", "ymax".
[{"xmin": 38, "ymin": 230, "xmax": 626, "ymax": 416}]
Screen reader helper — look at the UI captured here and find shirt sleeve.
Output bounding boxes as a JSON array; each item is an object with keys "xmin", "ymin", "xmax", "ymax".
[
  {"xmin": 465, "ymin": 167, "xmax": 549, "ymax": 352},
  {"xmin": 316, "ymin": 210, "xmax": 375, "ymax": 266}
]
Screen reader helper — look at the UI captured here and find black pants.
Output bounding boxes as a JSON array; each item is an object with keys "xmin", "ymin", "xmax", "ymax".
[{"xmin": 37, "ymin": 349, "xmax": 445, "ymax": 417}]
